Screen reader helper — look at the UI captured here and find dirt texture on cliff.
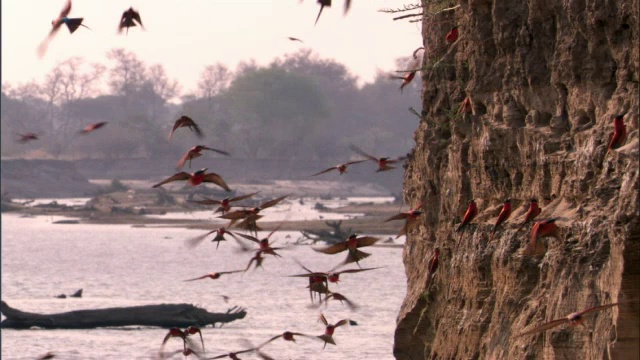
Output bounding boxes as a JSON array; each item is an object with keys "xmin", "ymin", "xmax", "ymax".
[{"xmin": 394, "ymin": 0, "xmax": 639, "ymax": 359}]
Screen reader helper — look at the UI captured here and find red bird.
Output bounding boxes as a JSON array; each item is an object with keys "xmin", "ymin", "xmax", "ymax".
[
  {"xmin": 316, "ymin": 313, "xmax": 357, "ymax": 348},
  {"xmin": 258, "ymin": 330, "xmax": 320, "ymax": 348},
  {"xmin": 185, "ymin": 227, "xmax": 241, "ymax": 249},
  {"xmin": 514, "ymin": 198, "xmax": 542, "ymax": 235},
  {"xmin": 490, "ymin": 199, "xmax": 512, "ymax": 240},
  {"xmin": 244, "ymin": 250, "xmax": 266, "ymax": 271},
  {"xmin": 349, "ymin": 145, "xmax": 407, "ymax": 172},
  {"xmin": 523, "ymin": 218, "xmax": 562, "ymax": 256},
  {"xmin": 606, "ymin": 113, "xmax": 627, "ymax": 156},
  {"xmin": 456, "ymin": 199, "xmax": 478, "ymax": 237},
  {"xmin": 312, "ymin": 233, "xmax": 379, "ymax": 267},
  {"xmin": 219, "ymin": 195, "xmax": 289, "ymax": 234},
  {"xmin": 390, "ymin": 71, "xmax": 417, "ymax": 94},
  {"xmin": 169, "ymin": 116, "xmax": 203, "ymax": 141},
  {"xmin": 79, "ymin": 122, "xmax": 107, "ymax": 134},
  {"xmin": 235, "ymin": 224, "xmax": 286, "ymax": 257},
  {"xmin": 162, "ymin": 327, "xmax": 202, "ymax": 352},
  {"xmin": 310, "ymin": 160, "xmax": 367, "ymax": 177},
  {"xmin": 315, "ymin": 292, "xmax": 359, "ymax": 310},
  {"xmin": 176, "ymin": 145, "xmax": 230, "ymax": 169},
  {"xmin": 183, "ymin": 270, "xmax": 244, "ymax": 282},
  {"xmin": 384, "ymin": 201, "xmax": 424, "ymax": 238},
  {"xmin": 425, "ymin": 247, "xmax": 440, "ymax": 291},
  {"xmin": 152, "ymin": 168, "xmax": 231, "ymax": 192},
  {"xmin": 188, "ymin": 192, "xmax": 259, "ymax": 214},
  {"xmin": 515, "ymin": 303, "xmax": 619, "ymax": 337},
  {"xmin": 38, "ymin": 0, "xmax": 91, "ymax": 58},
  {"xmin": 17, "ymin": 133, "xmax": 39, "ymax": 143},
  {"xmin": 445, "ymin": 26, "xmax": 459, "ymax": 43}
]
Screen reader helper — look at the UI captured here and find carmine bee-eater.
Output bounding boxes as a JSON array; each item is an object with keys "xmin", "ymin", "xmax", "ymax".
[
  {"xmin": 312, "ymin": 233, "xmax": 379, "ymax": 267},
  {"xmin": 118, "ymin": 7, "xmax": 144, "ymax": 34},
  {"xmin": 445, "ymin": 26, "xmax": 459, "ymax": 43},
  {"xmin": 310, "ymin": 160, "xmax": 367, "ymax": 177},
  {"xmin": 152, "ymin": 168, "xmax": 231, "ymax": 192},
  {"xmin": 185, "ymin": 227, "xmax": 241, "ymax": 249},
  {"xmin": 244, "ymin": 250, "xmax": 266, "ymax": 272},
  {"xmin": 258, "ymin": 330, "xmax": 321, "ymax": 348},
  {"xmin": 523, "ymin": 218, "xmax": 562, "ymax": 256},
  {"xmin": 162, "ymin": 327, "xmax": 201, "ymax": 353},
  {"xmin": 514, "ymin": 198, "xmax": 542, "ymax": 235},
  {"xmin": 235, "ymin": 224, "xmax": 286, "ymax": 257},
  {"xmin": 176, "ymin": 145, "xmax": 230, "ymax": 170},
  {"xmin": 287, "ymin": 37, "xmax": 304, "ymax": 43},
  {"xmin": 183, "ymin": 270, "xmax": 244, "ymax": 282},
  {"xmin": 219, "ymin": 195, "xmax": 289, "ymax": 234},
  {"xmin": 384, "ymin": 201, "xmax": 424, "ymax": 238},
  {"xmin": 349, "ymin": 145, "xmax": 407, "ymax": 172},
  {"xmin": 169, "ymin": 116, "xmax": 203, "ymax": 141},
  {"xmin": 315, "ymin": 292, "xmax": 359, "ymax": 310},
  {"xmin": 17, "ymin": 133, "xmax": 39, "ymax": 143},
  {"xmin": 490, "ymin": 199, "xmax": 512, "ymax": 240},
  {"xmin": 38, "ymin": 0, "xmax": 91, "ymax": 58},
  {"xmin": 606, "ymin": 113, "xmax": 627, "ymax": 156},
  {"xmin": 189, "ymin": 192, "xmax": 259, "ymax": 214},
  {"xmin": 390, "ymin": 71, "xmax": 417, "ymax": 94},
  {"xmin": 317, "ymin": 313, "xmax": 357, "ymax": 349},
  {"xmin": 207, "ymin": 347, "xmax": 259, "ymax": 360},
  {"xmin": 515, "ymin": 303, "xmax": 619, "ymax": 337},
  {"xmin": 425, "ymin": 247, "xmax": 439, "ymax": 290},
  {"xmin": 456, "ymin": 199, "xmax": 478, "ymax": 238},
  {"xmin": 79, "ymin": 122, "xmax": 107, "ymax": 134}
]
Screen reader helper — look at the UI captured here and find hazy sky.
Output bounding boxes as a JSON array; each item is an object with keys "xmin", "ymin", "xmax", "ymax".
[{"xmin": 1, "ymin": 0, "xmax": 423, "ymax": 95}]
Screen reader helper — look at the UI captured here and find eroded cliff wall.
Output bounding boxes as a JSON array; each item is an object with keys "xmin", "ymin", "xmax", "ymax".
[{"xmin": 394, "ymin": 0, "xmax": 639, "ymax": 359}]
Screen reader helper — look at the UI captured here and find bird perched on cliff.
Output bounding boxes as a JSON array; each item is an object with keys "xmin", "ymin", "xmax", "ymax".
[
  {"xmin": 152, "ymin": 168, "xmax": 231, "ymax": 192},
  {"xmin": 185, "ymin": 226, "xmax": 241, "ymax": 249},
  {"xmin": 169, "ymin": 116, "xmax": 203, "ymax": 141},
  {"xmin": 316, "ymin": 313, "xmax": 357, "ymax": 348},
  {"xmin": 445, "ymin": 26, "xmax": 459, "ymax": 43},
  {"xmin": 312, "ymin": 233, "xmax": 379, "ymax": 267},
  {"xmin": 183, "ymin": 270, "xmax": 244, "ymax": 282},
  {"xmin": 208, "ymin": 346, "xmax": 259, "ymax": 359},
  {"xmin": 515, "ymin": 303, "xmax": 619, "ymax": 337},
  {"xmin": 349, "ymin": 145, "xmax": 407, "ymax": 172},
  {"xmin": 456, "ymin": 199, "xmax": 478, "ymax": 238},
  {"xmin": 606, "ymin": 113, "xmax": 627, "ymax": 156},
  {"xmin": 310, "ymin": 160, "xmax": 367, "ymax": 177},
  {"xmin": 188, "ymin": 192, "xmax": 259, "ymax": 215},
  {"xmin": 17, "ymin": 133, "xmax": 39, "ymax": 143},
  {"xmin": 118, "ymin": 7, "xmax": 144, "ymax": 34},
  {"xmin": 38, "ymin": 0, "xmax": 91, "ymax": 58},
  {"xmin": 490, "ymin": 199, "xmax": 512, "ymax": 240},
  {"xmin": 514, "ymin": 198, "xmax": 542, "ymax": 235},
  {"xmin": 523, "ymin": 218, "xmax": 562, "ymax": 256},
  {"xmin": 425, "ymin": 247, "xmax": 440, "ymax": 290},
  {"xmin": 384, "ymin": 201, "xmax": 425, "ymax": 238},
  {"xmin": 79, "ymin": 122, "xmax": 107, "ymax": 134},
  {"xmin": 176, "ymin": 145, "xmax": 230, "ymax": 169}
]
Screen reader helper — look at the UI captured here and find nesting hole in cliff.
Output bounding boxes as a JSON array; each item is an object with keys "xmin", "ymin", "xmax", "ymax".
[
  {"xmin": 513, "ymin": 171, "xmax": 523, "ymax": 187},
  {"xmin": 475, "ymin": 102, "xmax": 487, "ymax": 116},
  {"xmin": 538, "ymin": 112, "xmax": 552, "ymax": 127}
]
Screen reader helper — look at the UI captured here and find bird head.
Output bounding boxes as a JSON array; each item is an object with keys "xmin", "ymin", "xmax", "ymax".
[
  {"xmin": 434, "ymin": 247, "xmax": 440, "ymax": 256},
  {"xmin": 505, "ymin": 198, "xmax": 511, "ymax": 203},
  {"xmin": 530, "ymin": 198, "xmax": 538, "ymax": 203},
  {"xmin": 194, "ymin": 168, "xmax": 208, "ymax": 175}
]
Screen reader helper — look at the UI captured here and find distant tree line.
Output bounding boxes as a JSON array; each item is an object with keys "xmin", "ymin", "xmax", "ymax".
[{"xmin": 1, "ymin": 48, "xmax": 421, "ymax": 161}]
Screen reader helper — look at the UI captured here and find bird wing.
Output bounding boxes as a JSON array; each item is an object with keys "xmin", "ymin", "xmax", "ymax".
[
  {"xmin": 230, "ymin": 192, "xmax": 259, "ymax": 203},
  {"xmin": 384, "ymin": 213, "xmax": 409, "ymax": 222},
  {"xmin": 183, "ymin": 274, "xmax": 210, "ymax": 282},
  {"xmin": 349, "ymin": 145, "xmax": 378, "ymax": 161},
  {"xmin": 259, "ymin": 195, "xmax": 289, "ymax": 210},
  {"xmin": 132, "ymin": 10, "xmax": 143, "ymax": 27},
  {"xmin": 334, "ymin": 319, "xmax": 351, "ymax": 328},
  {"xmin": 267, "ymin": 223, "xmax": 283, "ymax": 239},
  {"xmin": 203, "ymin": 146, "xmax": 230, "ymax": 156},
  {"xmin": 188, "ymin": 197, "xmax": 222, "ymax": 205},
  {"xmin": 356, "ymin": 236, "xmax": 379, "ymax": 247},
  {"xmin": 152, "ymin": 172, "xmax": 190, "ymax": 188},
  {"xmin": 310, "ymin": 167, "xmax": 337, "ymax": 177},
  {"xmin": 579, "ymin": 303, "xmax": 619, "ymax": 316},
  {"xmin": 202, "ymin": 173, "xmax": 231, "ymax": 192},
  {"xmin": 345, "ymin": 159, "xmax": 367, "ymax": 166},
  {"xmin": 319, "ymin": 313, "xmax": 329, "ymax": 326},
  {"xmin": 388, "ymin": 156, "xmax": 408, "ymax": 164},
  {"xmin": 515, "ymin": 318, "xmax": 568, "ymax": 337},
  {"xmin": 59, "ymin": 0, "xmax": 72, "ymax": 18},
  {"xmin": 336, "ymin": 266, "xmax": 382, "ymax": 275},
  {"xmin": 236, "ymin": 233, "xmax": 260, "ymax": 244},
  {"xmin": 257, "ymin": 334, "xmax": 283, "ymax": 348},
  {"xmin": 169, "ymin": 117, "xmax": 189, "ymax": 140},
  {"xmin": 344, "ymin": 0, "xmax": 352, "ymax": 14},
  {"xmin": 191, "ymin": 121, "xmax": 204, "ymax": 138},
  {"xmin": 312, "ymin": 241, "xmax": 348, "ymax": 254},
  {"xmin": 184, "ymin": 230, "xmax": 216, "ymax": 249},
  {"xmin": 175, "ymin": 150, "xmax": 193, "ymax": 170},
  {"xmin": 219, "ymin": 210, "xmax": 252, "ymax": 220},
  {"xmin": 221, "ymin": 269, "xmax": 245, "ymax": 275}
]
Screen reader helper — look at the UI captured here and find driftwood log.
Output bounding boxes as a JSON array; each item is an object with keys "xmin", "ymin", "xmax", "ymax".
[{"xmin": 0, "ymin": 301, "xmax": 246, "ymax": 329}]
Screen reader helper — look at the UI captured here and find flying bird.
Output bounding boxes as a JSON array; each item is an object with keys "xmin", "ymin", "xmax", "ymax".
[
  {"xmin": 38, "ymin": 0, "xmax": 90, "ymax": 58},
  {"xmin": 456, "ymin": 199, "xmax": 478, "ymax": 238},
  {"xmin": 244, "ymin": 250, "xmax": 266, "ymax": 272},
  {"xmin": 207, "ymin": 347, "xmax": 259, "ymax": 360},
  {"xmin": 17, "ymin": 133, "xmax": 39, "ymax": 143},
  {"xmin": 349, "ymin": 145, "xmax": 407, "ymax": 172},
  {"xmin": 185, "ymin": 227, "xmax": 241, "ymax": 249},
  {"xmin": 176, "ymin": 145, "xmax": 230, "ymax": 169},
  {"xmin": 515, "ymin": 303, "xmax": 619, "ymax": 337},
  {"xmin": 312, "ymin": 233, "xmax": 379, "ymax": 267},
  {"xmin": 384, "ymin": 201, "xmax": 425, "ymax": 238},
  {"xmin": 314, "ymin": 292, "xmax": 359, "ymax": 310},
  {"xmin": 219, "ymin": 195, "xmax": 289, "ymax": 233},
  {"xmin": 316, "ymin": 313, "xmax": 357, "ymax": 348},
  {"xmin": 523, "ymin": 218, "xmax": 562, "ymax": 256},
  {"xmin": 161, "ymin": 327, "xmax": 202, "ymax": 353},
  {"xmin": 445, "ymin": 26, "xmax": 459, "ymax": 43},
  {"xmin": 235, "ymin": 224, "xmax": 286, "ymax": 257},
  {"xmin": 118, "ymin": 7, "xmax": 144, "ymax": 34},
  {"xmin": 258, "ymin": 331, "xmax": 320, "ymax": 348},
  {"xmin": 390, "ymin": 71, "xmax": 417, "ymax": 93},
  {"xmin": 79, "ymin": 122, "xmax": 107, "ymax": 134},
  {"xmin": 152, "ymin": 168, "xmax": 231, "ymax": 191},
  {"xmin": 606, "ymin": 113, "xmax": 627, "ymax": 156},
  {"xmin": 314, "ymin": 0, "xmax": 332, "ymax": 25},
  {"xmin": 310, "ymin": 160, "xmax": 367, "ymax": 177},
  {"xmin": 490, "ymin": 199, "xmax": 512, "ymax": 240},
  {"xmin": 287, "ymin": 37, "xmax": 304, "ymax": 43},
  {"xmin": 514, "ymin": 198, "xmax": 542, "ymax": 235},
  {"xmin": 188, "ymin": 192, "xmax": 259, "ymax": 214},
  {"xmin": 169, "ymin": 116, "xmax": 203, "ymax": 141},
  {"xmin": 183, "ymin": 270, "xmax": 244, "ymax": 282}
]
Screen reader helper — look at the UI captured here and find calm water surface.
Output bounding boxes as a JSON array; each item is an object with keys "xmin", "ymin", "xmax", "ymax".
[{"xmin": 1, "ymin": 199, "xmax": 406, "ymax": 360}]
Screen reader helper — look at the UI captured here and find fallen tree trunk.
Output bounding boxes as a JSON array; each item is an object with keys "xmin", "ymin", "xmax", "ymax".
[{"xmin": 0, "ymin": 301, "xmax": 246, "ymax": 329}]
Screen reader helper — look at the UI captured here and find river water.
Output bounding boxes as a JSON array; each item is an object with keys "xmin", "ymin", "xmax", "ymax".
[{"xmin": 1, "ymin": 198, "xmax": 407, "ymax": 360}]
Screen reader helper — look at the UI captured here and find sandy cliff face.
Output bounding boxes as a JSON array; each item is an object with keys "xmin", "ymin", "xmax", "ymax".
[{"xmin": 394, "ymin": 0, "xmax": 639, "ymax": 359}]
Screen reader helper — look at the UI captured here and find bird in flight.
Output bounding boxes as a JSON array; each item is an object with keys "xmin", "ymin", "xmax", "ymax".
[
  {"xmin": 169, "ymin": 116, "xmax": 203, "ymax": 141},
  {"xmin": 312, "ymin": 233, "xmax": 379, "ymax": 267},
  {"xmin": 287, "ymin": 37, "xmax": 304, "ymax": 43},
  {"xmin": 118, "ymin": 7, "xmax": 144, "ymax": 34},
  {"xmin": 316, "ymin": 313, "xmax": 357, "ymax": 348},
  {"xmin": 310, "ymin": 160, "xmax": 367, "ymax": 177},
  {"xmin": 384, "ymin": 201, "xmax": 425, "ymax": 238},
  {"xmin": 349, "ymin": 145, "xmax": 407, "ymax": 172},
  {"xmin": 184, "ymin": 227, "xmax": 241, "ymax": 249},
  {"xmin": 188, "ymin": 192, "xmax": 259, "ymax": 215},
  {"xmin": 515, "ymin": 303, "xmax": 619, "ymax": 337},
  {"xmin": 152, "ymin": 168, "xmax": 231, "ymax": 192},
  {"xmin": 183, "ymin": 270, "xmax": 244, "ymax": 282},
  {"xmin": 17, "ymin": 133, "xmax": 39, "ymax": 143},
  {"xmin": 176, "ymin": 145, "xmax": 230, "ymax": 170},
  {"xmin": 38, "ymin": 0, "xmax": 90, "ymax": 58},
  {"xmin": 79, "ymin": 122, "xmax": 107, "ymax": 134}
]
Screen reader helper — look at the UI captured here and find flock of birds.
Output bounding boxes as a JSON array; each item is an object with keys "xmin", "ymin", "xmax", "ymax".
[{"xmin": 19, "ymin": 1, "xmax": 632, "ymax": 359}]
